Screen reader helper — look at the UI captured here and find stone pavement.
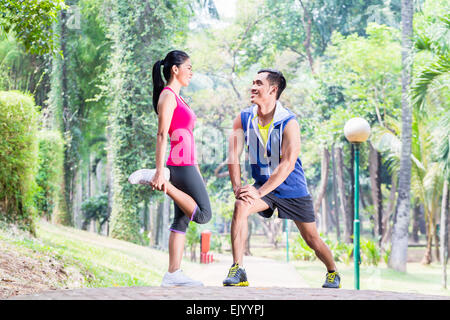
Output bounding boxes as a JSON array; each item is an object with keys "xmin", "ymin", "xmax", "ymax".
[
  {"xmin": 7, "ymin": 253, "xmax": 450, "ymax": 300},
  {"xmin": 187, "ymin": 253, "xmax": 310, "ymax": 288},
  {"xmin": 8, "ymin": 286, "xmax": 450, "ymax": 300}
]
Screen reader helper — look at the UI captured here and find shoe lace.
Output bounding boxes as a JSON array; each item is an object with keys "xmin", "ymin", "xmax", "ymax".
[
  {"xmin": 227, "ymin": 265, "xmax": 239, "ymax": 278},
  {"xmin": 326, "ymin": 272, "xmax": 336, "ymax": 283}
]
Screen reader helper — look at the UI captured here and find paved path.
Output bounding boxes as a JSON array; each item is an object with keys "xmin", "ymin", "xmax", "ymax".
[
  {"xmin": 8, "ymin": 286, "xmax": 449, "ymax": 300},
  {"xmin": 7, "ymin": 253, "xmax": 450, "ymax": 300},
  {"xmin": 187, "ymin": 253, "xmax": 310, "ymax": 288}
]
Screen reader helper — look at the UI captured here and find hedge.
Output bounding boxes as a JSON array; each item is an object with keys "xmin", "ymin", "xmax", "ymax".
[{"xmin": 0, "ymin": 91, "xmax": 40, "ymax": 233}]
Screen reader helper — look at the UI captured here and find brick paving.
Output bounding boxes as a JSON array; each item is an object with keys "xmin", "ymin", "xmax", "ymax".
[
  {"xmin": 7, "ymin": 253, "xmax": 450, "ymax": 300},
  {"xmin": 8, "ymin": 286, "xmax": 450, "ymax": 300}
]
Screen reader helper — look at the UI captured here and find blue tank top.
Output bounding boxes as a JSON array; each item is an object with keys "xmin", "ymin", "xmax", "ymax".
[{"xmin": 241, "ymin": 102, "xmax": 310, "ymax": 198}]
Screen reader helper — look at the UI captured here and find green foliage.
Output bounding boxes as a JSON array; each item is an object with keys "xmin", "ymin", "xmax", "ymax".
[
  {"xmin": 372, "ymin": 109, "xmax": 446, "ymax": 240},
  {"xmin": 360, "ymin": 238, "xmax": 381, "ymax": 266},
  {"xmin": 291, "ymin": 234, "xmax": 316, "ymax": 261},
  {"xmin": 81, "ymin": 193, "xmax": 108, "ymax": 230},
  {"xmin": 325, "ymin": 237, "xmax": 354, "ymax": 265},
  {"xmin": 210, "ymin": 231, "xmax": 224, "ymax": 253},
  {"xmin": 0, "ymin": 0, "xmax": 66, "ymax": 55},
  {"xmin": 185, "ymin": 222, "xmax": 200, "ymax": 257},
  {"xmin": 291, "ymin": 234, "xmax": 382, "ymax": 266},
  {"xmin": 106, "ymin": 0, "xmax": 190, "ymax": 244},
  {"xmin": 315, "ymin": 23, "xmax": 402, "ymax": 142},
  {"xmin": 0, "ymin": 91, "xmax": 40, "ymax": 233},
  {"xmin": 383, "ymin": 244, "xmax": 391, "ymax": 265},
  {"xmin": 34, "ymin": 129, "xmax": 64, "ymax": 221},
  {"xmin": 47, "ymin": 0, "xmax": 114, "ymax": 226},
  {"xmin": 411, "ymin": 9, "xmax": 449, "ymax": 111}
]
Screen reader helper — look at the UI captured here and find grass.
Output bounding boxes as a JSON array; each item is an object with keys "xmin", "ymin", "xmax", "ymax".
[{"xmin": 0, "ymin": 220, "xmax": 199, "ymax": 289}]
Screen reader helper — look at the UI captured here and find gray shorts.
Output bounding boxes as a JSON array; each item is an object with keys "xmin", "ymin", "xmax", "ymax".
[{"xmin": 255, "ymin": 185, "xmax": 315, "ymax": 223}]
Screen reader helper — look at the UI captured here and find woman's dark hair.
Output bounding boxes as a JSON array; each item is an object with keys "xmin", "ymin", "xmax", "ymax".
[
  {"xmin": 257, "ymin": 68, "xmax": 286, "ymax": 100},
  {"xmin": 152, "ymin": 50, "xmax": 190, "ymax": 114}
]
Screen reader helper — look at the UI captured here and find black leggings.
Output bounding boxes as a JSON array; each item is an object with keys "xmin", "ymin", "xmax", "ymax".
[{"xmin": 168, "ymin": 165, "xmax": 212, "ymax": 233}]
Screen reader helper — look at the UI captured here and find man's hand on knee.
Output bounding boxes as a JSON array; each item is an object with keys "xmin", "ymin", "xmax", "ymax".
[{"xmin": 238, "ymin": 185, "xmax": 261, "ymax": 203}]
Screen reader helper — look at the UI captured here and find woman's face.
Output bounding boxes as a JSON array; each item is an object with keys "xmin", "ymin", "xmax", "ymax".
[{"xmin": 172, "ymin": 58, "xmax": 193, "ymax": 86}]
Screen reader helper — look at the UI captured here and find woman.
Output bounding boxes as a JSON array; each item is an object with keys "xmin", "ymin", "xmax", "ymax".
[{"xmin": 149, "ymin": 50, "xmax": 211, "ymax": 287}]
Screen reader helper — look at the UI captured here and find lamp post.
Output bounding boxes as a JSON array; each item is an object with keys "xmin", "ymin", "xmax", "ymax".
[{"xmin": 344, "ymin": 117, "xmax": 371, "ymax": 290}]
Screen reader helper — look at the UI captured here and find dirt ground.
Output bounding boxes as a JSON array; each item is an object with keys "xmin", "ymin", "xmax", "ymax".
[{"xmin": 0, "ymin": 240, "xmax": 86, "ymax": 300}]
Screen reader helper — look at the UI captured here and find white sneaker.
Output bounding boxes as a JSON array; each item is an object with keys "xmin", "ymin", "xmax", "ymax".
[
  {"xmin": 160, "ymin": 270, "xmax": 204, "ymax": 287},
  {"xmin": 128, "ymin": 168, "xmax": 170, "ymax": 185}
]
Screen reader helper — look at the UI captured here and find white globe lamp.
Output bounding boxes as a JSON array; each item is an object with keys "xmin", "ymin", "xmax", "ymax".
[{"xmin": 344, "ymin": 117, "xmax": 371, "ymax": 143}]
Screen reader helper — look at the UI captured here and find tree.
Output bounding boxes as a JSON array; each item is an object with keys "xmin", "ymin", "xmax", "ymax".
[
  {"xmin": 388, "ymin": 0, "xmax": 414, "ymax": 272},
  {"xmin": 312, "ymin": 23, "xmax": 403, "ymax": 243},
  {"xmin": 106, "ymin": 0, "xmax": 190, "ymax": 244},
  {"xmin": 411, "ymin": 3, "xmax": 449, "ymax": 282},
  {"xmin": 0, "ymin": 0, "xmax": 66, "ymax": 55}
]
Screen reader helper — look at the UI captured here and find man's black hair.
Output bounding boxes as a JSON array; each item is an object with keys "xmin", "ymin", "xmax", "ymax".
[{"xmin": 257, "ymin": 68, "xmax": 286, "ymax": 100}]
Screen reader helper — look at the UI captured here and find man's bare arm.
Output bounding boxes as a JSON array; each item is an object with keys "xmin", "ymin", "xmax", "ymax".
[{"xmin": 227, "ymin": 114, "xmax": 245, "ymax": 197}]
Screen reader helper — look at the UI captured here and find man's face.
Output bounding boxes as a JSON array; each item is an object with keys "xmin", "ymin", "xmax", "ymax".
[{"xmin": 250, "ymin": 72, "xmax": 277, "ymax": 105}]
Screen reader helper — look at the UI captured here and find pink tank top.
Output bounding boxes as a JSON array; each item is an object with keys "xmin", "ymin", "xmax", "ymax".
[{"xmin": 163, "ymin": 87, "xmax": 197, "ymax": 166}]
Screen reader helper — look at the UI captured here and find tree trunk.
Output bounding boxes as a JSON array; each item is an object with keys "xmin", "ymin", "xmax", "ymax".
[
  {"xmin": 434, "ymin": 210, "xmax": 440, "ymax": 263},
  {"xmin": 382, "ymin": 177, "xmax": 397, "ymax": 249},
  {"xmin": 155, "ymin": 200, "xmax": 164, "ymax": 248},
  {"xmin": 336, "ymin": 147, "xmax": 351, "ymax": 243},
  {"xmin": 148, "ymin": 201, "xmax": 156, "ymax": 246},
  {"xmin": 321, "ymin": 197, "xmax": 329, "ymax": 235},
  {"xmin": 214, "ymin": 157, "xmax": 230, "ymax": 178},
  {"xmin": 161, "ymin": 195, "xmax": 170, "ymax": 250},
  {"xmin": 331, "ymin": 145, "xmax": 341, "ymax": 241},
  {"xmin": 412, "ymin": 204, "xmax": 421, "ymax": 243},
  {"xmin": 389, "ymin": 0, "xmax": 414, "ymax": 273},
  {"xmin": 260, "ymin": 218, "xmax": 283, "ymax": 248},
  {"xmin": 314, "ymin": 147, "xmax": 330, "ymax": 219},
  {"xmin": 51, "ymin": 8, "xmax": 72, "ymax": 227},
  {"xmin": 422, "ymin": 217, "xmax": 433, "ymax": 264},
  {"xmin": 440, "ymin": 179, "xmax": 449, "ymax": 288},
  {"xmin": 298, "ymin": 0, "xmax": 315, "ymax": 73},
  {"xmin": 143, "ymin": 198, "xmax": 149, "ymax": 233},
  {"xmin": 369, "ymin": 142, "xmax": 383, "ymax": 244},
  {"xmin": 106, "ymin": 126, "xmax": 113, "ymax": 237},
  {"xmin": 422, "ymin": 203, "xmax": 437, "ymax": 265}
]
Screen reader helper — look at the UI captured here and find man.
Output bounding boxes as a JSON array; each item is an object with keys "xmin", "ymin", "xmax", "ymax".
[{"xmin": 223, "ymin": 69, "xmax": 340, "ymax": 288}]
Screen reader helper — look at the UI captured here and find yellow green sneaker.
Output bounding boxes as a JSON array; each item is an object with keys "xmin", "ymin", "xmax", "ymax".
[
  {"xmin": 223, "ymin": 263, "xmax": 249, "ymax": 287},
  {"xmin": 322, "ymin": 271, "xmax": 341, "ymax": 288}
]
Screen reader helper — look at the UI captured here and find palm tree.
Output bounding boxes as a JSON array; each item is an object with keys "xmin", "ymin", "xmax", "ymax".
[
  {"xmin": 411, "ymin": 11, "xmax": 449, "ymax": 286},
  {"xmin": 412, "ymin": 11, "xmax": 450, "ymax": 284},
  {"xmin": 377, "ymin": 8, "xmax": 449, "ymax": 272},
  {"xmin": 431, "ymin": 113, "xmax": 450, "ymax": 288},
  {"xmin": 411, "ymin": 13, "xmax": 450, "ymax": 112},
  {"xmin": 372, "ymin": 113, "xmax": 443, "ymax": 266},
  {"xmin": 389, "ymin": 0, "xmax": 414, "ymax": 272}
]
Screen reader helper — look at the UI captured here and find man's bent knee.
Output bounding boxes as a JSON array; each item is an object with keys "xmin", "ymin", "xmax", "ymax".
[
  {"xmin": 233, "ymin": 200, "xmax": 251, "ymax": 219},
  {"xmin": 235, "ymin": 199, "xmax": 251, "ymax": 211},
  {"xmin": 304, "ymin": 234, "xmax": 323, "ymax": 250}
]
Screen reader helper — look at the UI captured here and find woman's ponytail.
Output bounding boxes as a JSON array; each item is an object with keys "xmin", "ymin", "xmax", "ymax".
[
  {"xmin": 151, "ymin": 50, "xmax": 190, "ymax": 114},
  {"xmin": 152, "ymin": 59, "xmax": 165, "ymax": 114}
]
